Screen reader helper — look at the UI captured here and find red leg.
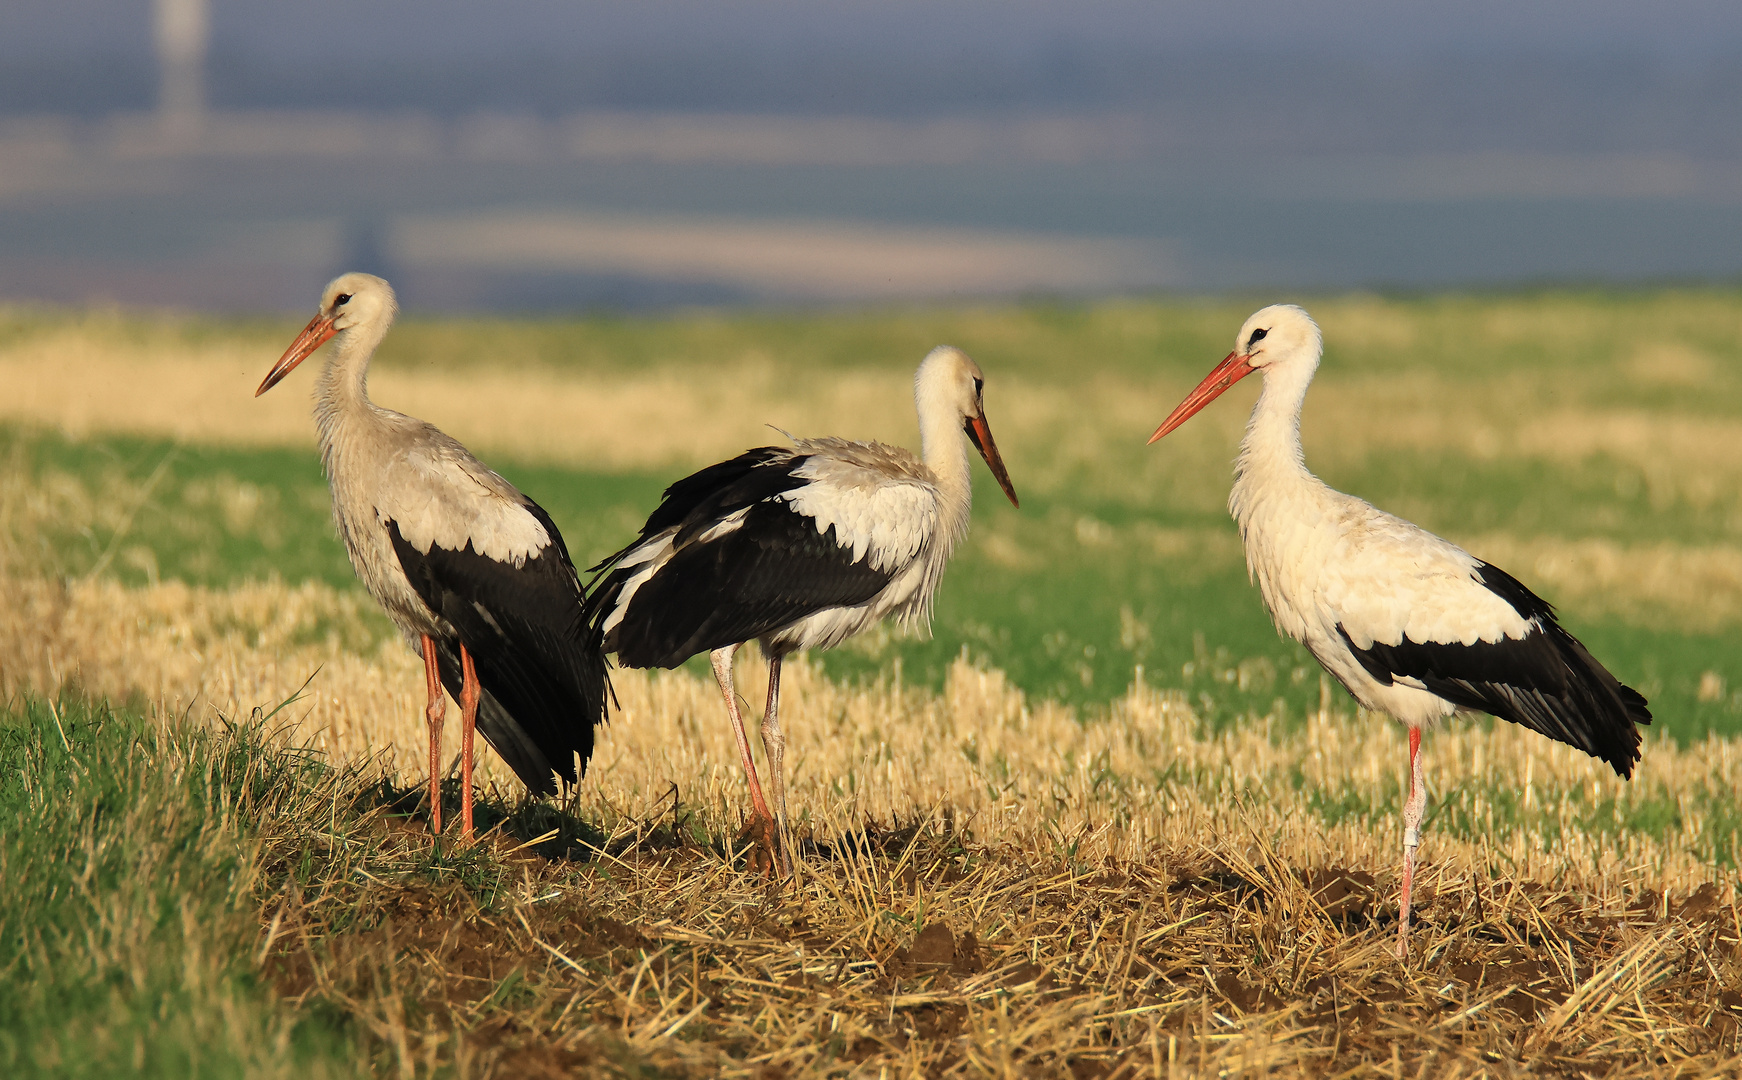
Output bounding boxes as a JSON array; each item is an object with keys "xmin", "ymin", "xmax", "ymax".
[
  {"xmin": 420, "ymin": 634, "xmax": 446, "ymax": 838},
  {"xmin": 1396, "ymin": 725, "xmax": 1425, "ymax": 959},
  {"xmin": 710, "ymin": 645, "xmax": 778, "ymax": 867},
  {"xmin": 458, "ymin": 645, "xmax": 480, "ymax": 840}
]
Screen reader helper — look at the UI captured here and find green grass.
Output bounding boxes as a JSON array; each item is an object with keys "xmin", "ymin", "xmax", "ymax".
[{"xmin": 0, "ymin": 696, "xmax": 360, "ymax": 1078}]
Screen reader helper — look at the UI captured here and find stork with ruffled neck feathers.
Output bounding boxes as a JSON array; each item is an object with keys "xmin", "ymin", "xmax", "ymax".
[{"xmin": 585, "ymin": 346, "xmax": 1020, "ymax": 874}]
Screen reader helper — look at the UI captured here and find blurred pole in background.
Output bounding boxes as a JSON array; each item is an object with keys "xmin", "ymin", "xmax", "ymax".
[{"xmin": 154, "ymin": 0, "xmax": 208, "ymax": 144}]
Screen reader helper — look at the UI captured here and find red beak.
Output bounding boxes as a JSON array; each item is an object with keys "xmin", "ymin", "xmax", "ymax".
[
  {"xmin": 1147, "ymin": 351, "xmax": 1256, "ymax": 444},
  {"xmin": 964, "ymin": 414, "xmax": 1020, "ymax": 508},
  {"xmin": 256, "ymin": 313, "xmax": 337, "ymax": 397}
]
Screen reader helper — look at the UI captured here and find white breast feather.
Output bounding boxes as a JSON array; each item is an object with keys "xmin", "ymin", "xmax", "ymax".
[
  {"xmin": 1338, "ymin": 515, "xmax": 1534, "ymax": 648},
  {"xmin": 1239, "ymin": 478, "xmax": 1540, "ymax": 656},
  {"xmin": 377, "ymin": 443, "xmax": 550, "ymax": 565},
  {"xmin": 784, "ymin": 455, "xmax": 937, "ymax": 573}
]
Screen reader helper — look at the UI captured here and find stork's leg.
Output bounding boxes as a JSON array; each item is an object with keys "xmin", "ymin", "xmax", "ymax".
[
  {"xmin": 1396, "ymin": 725, "xmax": 1426, "ymax": 959},
  {"xmin": 458, "ymin": 644, "xmax": 481, "ymax": 840},
  {"xmin": 710, "ymin": 645, "xmax": 779, "ymax": 868},
  {"xmin": 420, "ymin": 634, "xmax": 446, "ymax": 838},
  {"xmin": 759, "ymin": 654, "xmax": 792, "ymax": 877}
]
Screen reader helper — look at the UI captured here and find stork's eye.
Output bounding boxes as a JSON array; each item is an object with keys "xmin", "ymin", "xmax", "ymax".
[
  {"xmin": 972, "ymin": 377, "xmax": 984, "ymax": 396},
  {"xmin": 335, "ymin": 293, "xmax": 353, "ymax": 306},
  {"xmin": 1247, "ymin": 327, "xmax": 1269, "ymax": 347}
]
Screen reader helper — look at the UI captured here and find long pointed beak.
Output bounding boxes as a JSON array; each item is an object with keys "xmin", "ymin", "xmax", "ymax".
[
  {"xmin": 964, "ymin": 414, "xmax": 1020, "ymax": 508},
  {"xmin": 256, "ymin": 313, "xmax": 337, "ymax": 397},
  {"xmin": 1147, "ymin": 351, "xmax": 1255, "ymax": 444}
]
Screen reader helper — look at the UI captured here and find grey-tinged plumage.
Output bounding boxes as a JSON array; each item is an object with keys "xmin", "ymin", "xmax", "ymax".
[
  {"xmin": 257, "ymin": 272, "xmax": 609, "ymax": 839},
  {"xmin": 585, "ymin": 346, "xmax": 1021, "ymax": 873}
]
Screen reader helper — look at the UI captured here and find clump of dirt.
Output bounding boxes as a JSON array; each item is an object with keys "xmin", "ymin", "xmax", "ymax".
[
  {"xmin": 1301, "ymin": 866, "xmax": 1378, "ymax": 919},
  {"xmin": 886, "ymin": 920, "xmax": 982, "ymax": 980}
]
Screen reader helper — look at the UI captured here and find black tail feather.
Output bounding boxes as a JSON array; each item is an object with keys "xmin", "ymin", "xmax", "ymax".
[
  {"xmin": 1339, "ymin": 615, "xmax": 1652, "ymax": 780},
  {"xmin": 390, "ymin": 510, "xmax": 612, "ymax": 796}
]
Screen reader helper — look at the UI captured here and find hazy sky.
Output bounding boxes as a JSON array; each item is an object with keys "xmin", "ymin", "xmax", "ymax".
[{"xmin": 4, "ymin": 0, "xmax": 1741, "ymax": 62}]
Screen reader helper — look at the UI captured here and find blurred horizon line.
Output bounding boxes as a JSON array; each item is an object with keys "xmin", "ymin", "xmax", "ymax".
[{"xmin": 7, "ymin": 107, "xmax": 1742, "ymax": 188}]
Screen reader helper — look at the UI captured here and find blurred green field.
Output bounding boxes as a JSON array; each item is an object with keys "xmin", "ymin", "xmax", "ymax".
[{"xmin": 4, "ymin": 286, "xmax": 1741, "ymax": 739}]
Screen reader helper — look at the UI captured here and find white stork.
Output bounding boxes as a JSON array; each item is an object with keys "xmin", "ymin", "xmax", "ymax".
[
  {"xmin": 584, "ymin": 346, "xmax": 1020, "ymax": 873},
  {"xmin": 256, "ymin": 273, "xmax": 609, "ymax": 841},
  {"xmin": 1148, "ymin": 304, "xmax": 1651, "ymax": 957}
]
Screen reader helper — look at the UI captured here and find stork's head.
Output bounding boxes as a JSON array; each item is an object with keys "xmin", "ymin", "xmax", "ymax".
[
  {"xmin": 915, "ymin": 345, "xmax": 1020, "ymax": 508},
  {"xmin": 1147, "ymin": 304, "xmax": 1321, "ymax": 443},
  {"xmin": 1233, "ymin": 305, "xmax": 1321, "ymax": 371},
  {"xmin": 255, "ymin": 272, "xmax": 399, "ymax": 397}
]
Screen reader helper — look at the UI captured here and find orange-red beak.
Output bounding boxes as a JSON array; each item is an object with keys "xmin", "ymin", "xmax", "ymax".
[
  {"xmin": 255, "ymin": 312, "xmax": 338, "ymax": 397},
  {"xmin": 964, "ymin": 414, "xmax": 1020, "ymax": 508},
  {"xmin": 1147, "ymin": 351, "xmax": 1255, "ymax": 444}
]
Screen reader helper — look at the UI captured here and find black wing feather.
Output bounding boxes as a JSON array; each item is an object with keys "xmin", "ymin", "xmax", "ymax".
[
  {"xmin": 585, "ymin": 450, "xmax": 897, "ymax": 669},
  {"xmin": 426, "ymin": 639, "xmax": 550, "ymax": 789},
  {"xmin": 611, "ymin": 500, "xmax": 894, "ymax": 667},
  {"xmin": 1336, "ymin": 561, "xmax": 1651, "ymax": 779},
  {"xmin": 589, "ymin": 447, "xmax": 805, "ymax": 572},
  {"xmin": 389, "ymin": 500, "xmax": 610, "ymax": 796}
]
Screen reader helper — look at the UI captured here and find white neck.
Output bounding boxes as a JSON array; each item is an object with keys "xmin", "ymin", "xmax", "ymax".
[
  {"xmin": 1230, "ymin": 354, "xmax": 1321, "ymax": 530},
  {"xmin": 313, "ymin": 316, "xmax": 392, "ymax": 466},
  {"xmin": 915, "ymin": 375, "xmax": 973, "ymax": 551}
]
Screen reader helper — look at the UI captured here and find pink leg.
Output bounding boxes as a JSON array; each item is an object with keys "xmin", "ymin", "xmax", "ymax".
[
  {"xmin": 710, "ymin": 645, "xmax": 779, "ymax": 866},
  {"xmin": 458, "ymin": 645, "xmax": 480, "ymax": 839},
  {"xmin": 1396, "ymin": 725, "xmax": 1425, "ymax": 959},
  {"xmin": 760, "ymin": 655, "xmax": 792, "ymax": 876},
  {"xmin": 420, "ymin": 634, "xmax": 446, "ymax": 839}
]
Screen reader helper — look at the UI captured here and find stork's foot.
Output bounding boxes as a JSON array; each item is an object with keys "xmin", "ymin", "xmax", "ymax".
[
  {"xmin": 735, "ymin": 812, "xmax": 791, "ymax": 879},
  {"xmin": 420, "ymin": 778, "xmax": 444, "ymax": 839},
  {"xmin": 456, "ymin": 783, "xmax": 477, "ymax": 845}
]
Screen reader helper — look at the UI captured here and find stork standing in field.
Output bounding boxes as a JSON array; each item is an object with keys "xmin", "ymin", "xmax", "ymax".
[
  {"xmin": 1148, "ymin": 304, "xmax": 1651, "ymax": 957},
  {"xmin": 256, "ymin": 273, "xmax": 609, "ymax": 841},
  {"xmin": 585, "ymin": 346, "xmax": 1020, "ymax": 873}
]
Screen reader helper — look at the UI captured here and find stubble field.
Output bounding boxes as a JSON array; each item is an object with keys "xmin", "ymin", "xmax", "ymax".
[{"xmin": 2, "ymin": 290, "xmax": 1742, "ymax": 1077}]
